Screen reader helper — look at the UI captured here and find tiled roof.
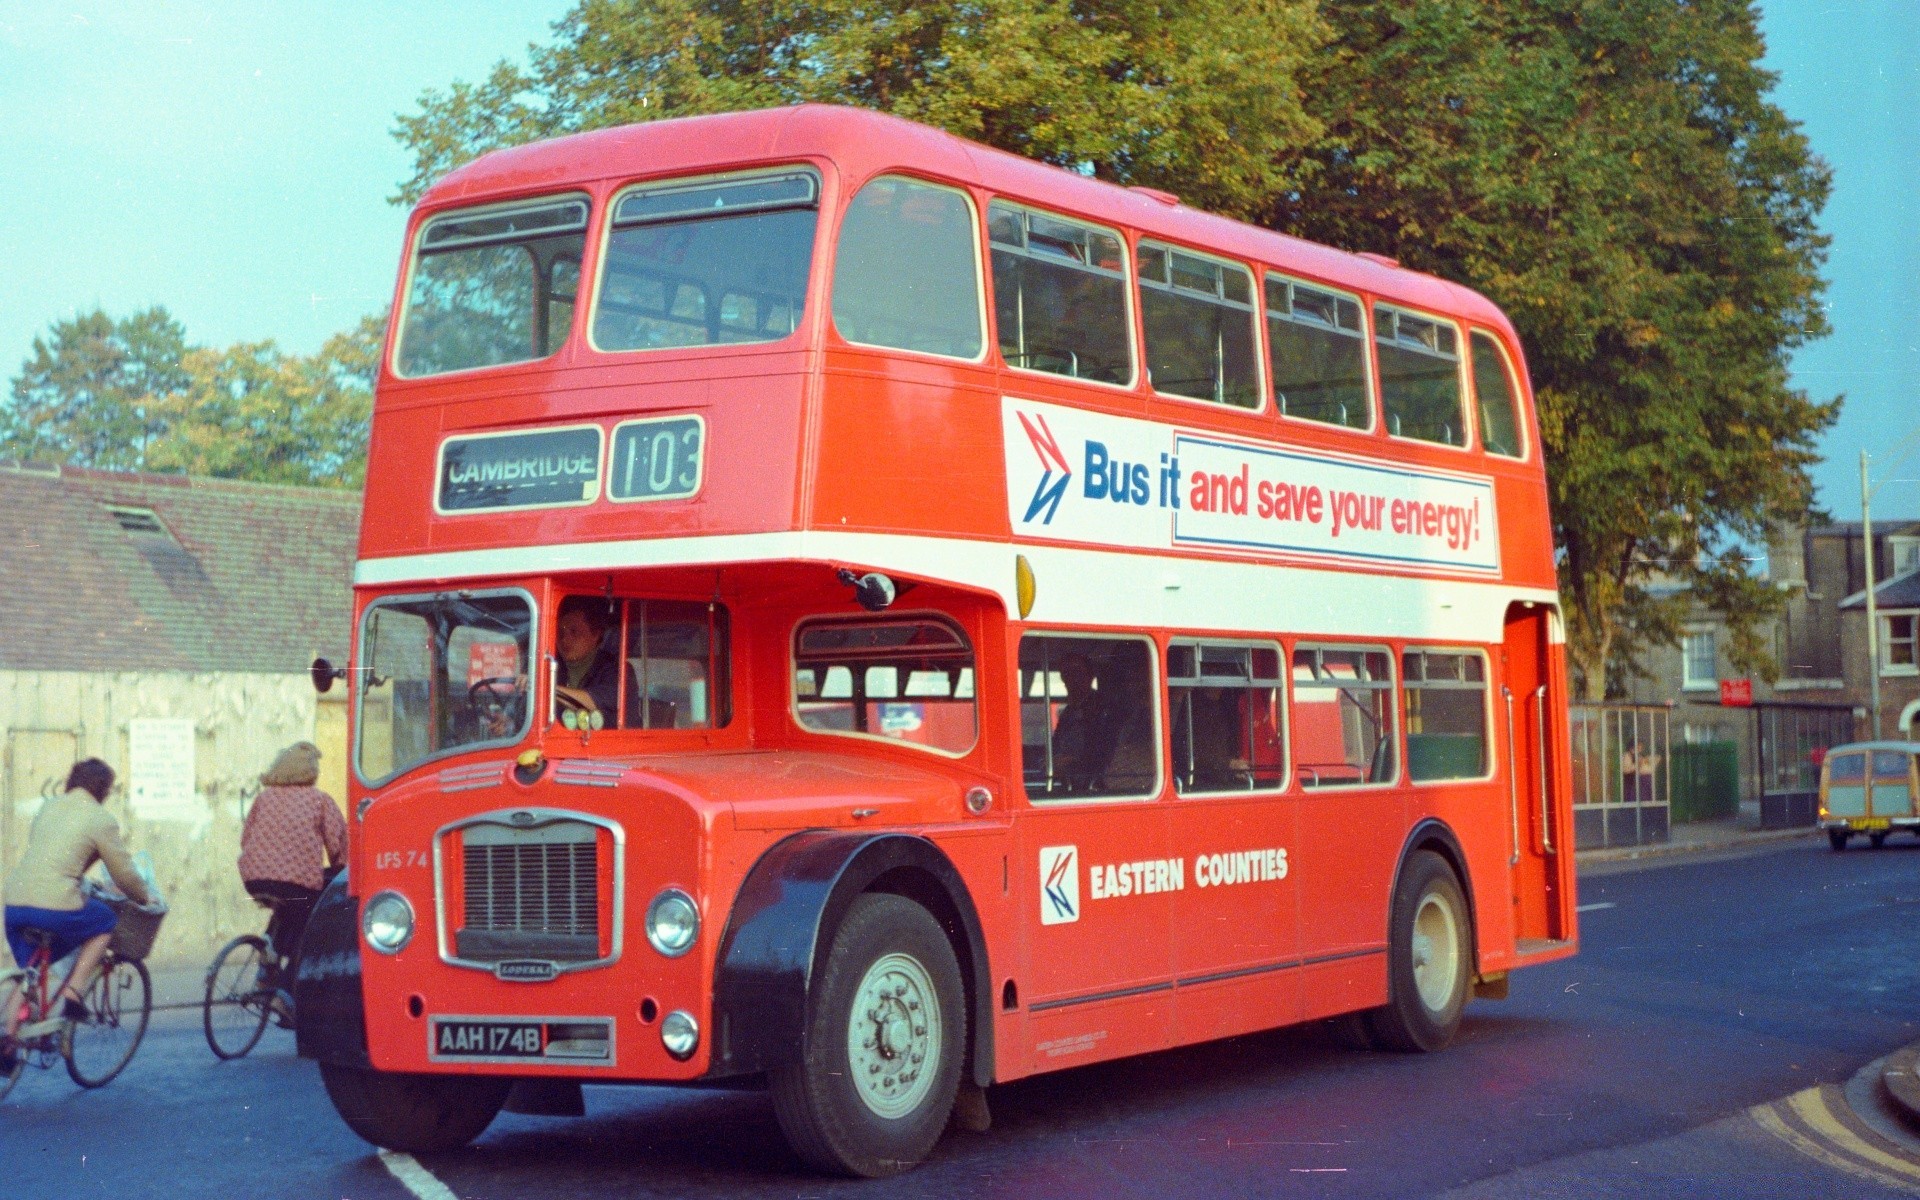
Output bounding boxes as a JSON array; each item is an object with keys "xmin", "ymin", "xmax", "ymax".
[
  {"xmin": 1840, "ymin": 568, "xmax": 1920, "ymax": 611},
  {"xmin": 0, "ymin": 464, "xmax": 359, "ymax": 672}
]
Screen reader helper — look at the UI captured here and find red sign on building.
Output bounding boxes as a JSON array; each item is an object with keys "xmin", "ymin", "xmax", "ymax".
[{"xmin": 1719, "ymin": 678, "xmax": 1753, "ymax": 707}]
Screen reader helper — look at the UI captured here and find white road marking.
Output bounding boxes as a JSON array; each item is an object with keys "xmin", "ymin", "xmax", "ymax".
[
  {"xmin": 379, "ymin": 1150, "xmax": 461, "ymax": 1200},
  {"xmin": 1576, "ymin": 901, "xmax": 1616, "ymax": 912}
]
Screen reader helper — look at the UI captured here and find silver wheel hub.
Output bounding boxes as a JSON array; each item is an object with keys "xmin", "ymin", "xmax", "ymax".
[
  {"xmin": 847, "ymin": 952, "xmax": 940, "ymax": 1119},
  {"xmin": 1412, "ymin": 891, "xmax": 1461, "ymax": 1012}
]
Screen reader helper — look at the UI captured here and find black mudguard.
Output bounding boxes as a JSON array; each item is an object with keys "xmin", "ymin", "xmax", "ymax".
[
  {"xmin": 293, "ymin": 870, "xmax": 371, "ymax": 1068},
  {"xmin": 709, "ymin": 831, "xmax": 994, "ymax": 1087}
]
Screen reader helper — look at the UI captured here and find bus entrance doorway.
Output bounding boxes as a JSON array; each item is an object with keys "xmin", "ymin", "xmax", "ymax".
[{"xmin": 1504, "ymin": 604, "xmax": 1567, "ymax": 947}]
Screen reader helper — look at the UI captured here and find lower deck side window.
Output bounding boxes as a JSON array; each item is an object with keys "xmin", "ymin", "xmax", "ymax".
[
  {"xmin": 794, "ymin": 618, "xmax": 977, "ymax": 754},
  {"xmin": 1402, "ymin": 649, "xmax": 1489, "ymax": 781},
  {"xmin": 1168, "ymin": 641, "xmax": 1286, "ymax": 793},
  {"xmin": 1020, "ymin": 635, "xmax": 1158, "ymax": 798},
  {"xmin": 1291, "ymin": 646, "xmax": 1396, "ymax": 787}
]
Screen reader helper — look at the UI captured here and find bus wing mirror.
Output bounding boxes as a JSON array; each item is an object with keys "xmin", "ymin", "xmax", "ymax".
[{"xmin": 311, "ymin": 656, "xmax": 348, "ymax": 694}]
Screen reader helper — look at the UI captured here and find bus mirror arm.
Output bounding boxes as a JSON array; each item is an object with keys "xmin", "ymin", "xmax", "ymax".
[{"xmin": 836, "ymin": 568, "xmax": 897, "ymax": 612}]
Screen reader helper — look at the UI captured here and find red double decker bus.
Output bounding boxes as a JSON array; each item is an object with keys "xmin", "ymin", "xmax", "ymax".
[{"xmin": 296, "ymin": 104, "xmax": 1576, "ymax": 1178}]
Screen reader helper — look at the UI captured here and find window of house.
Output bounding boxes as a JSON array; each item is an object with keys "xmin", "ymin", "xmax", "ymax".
[
  {"xmin": 988, "ymin": 202, "xmax": 1133, "ymax": 385},
  {"xmin": 1375, "ymin": 305, "xmax": 1466, "ymax": 447},
  {"xmin": 1138, "ymin": 243, "xmax": 1260, "ymax": 408},
  {"xmin": 1167, "ymin": 641, "xmax": 1286, "ymax": 793},
  {"xmin": 1402, "ymin": 650, "xmax": 1490, "ymax": 782},
  {"xmin": 831, "ymin": 175, "xmax": 984, "ymax": 359},
  {"xmin": 1884, "ymin": 613, "xmax": 1918, "ymax": 674},
  {"xmin": 793, "ymin": 618, "xmax": 977, "ymax": 754},
  {"xmin": 1682, "ymin": 630, "xmax": 1717, "ymax": 689},
  {"xmin": 1267, "ymin": 275, "xmax": 1370, "ymax": 430},
  {"xmin": 1291, "ymin": 646, "xmax": 1396, "ymax": 787},
  {"xmin": 1019, "ymin": 635, "xmax": 1158, "ymax": 798},
  {"xmin": 1469, "ymin": 331, "xmax": 1525, "ymax": 458},
  {"xmin": 1891, "ymin": 535, "xmax": 1920, "ymax": 577}
]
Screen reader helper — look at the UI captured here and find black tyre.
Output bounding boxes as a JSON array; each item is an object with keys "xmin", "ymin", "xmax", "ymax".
[
  {"xmin": 205, "ymin": 935, "xmax": 273, "ymax": 1060},
  {"xmin": 319, "ymin": 1063, "xmax": 511, "ymax": 1153},
  {"xmin": 1364, "ymin": 851, "xmax": 1471, "ymax": 1053},
  {"xmin": 769, "ymin": 893, "xmax": 966, "ymax": 1178},
  {"xmin": 0, "ymin": 972, "xmax": 24, "ymax": 1103},
  {"xmin": 1870, "ymin": 832, "xmax": 1889, "ymax": 850},
  {"xmin": 64, "ymin": 956, "xmax": 151, "ymax": 1087},
  {"xmin": 1829, "ymin": 829, "xmax": 1849, "ymax": 852}
]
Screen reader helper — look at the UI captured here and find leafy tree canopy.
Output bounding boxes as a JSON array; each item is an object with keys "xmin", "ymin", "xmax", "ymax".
[
  {"xmin": 1278, "ymin": 0, "xmax": 1837, "ymax": 696},
  {"xmin": 390, "ymin": 0, "xmax": 1835, "ymax": 695},
  {"xmin": 3, "ymin": 309, "xmax": 382, "ymax": 489},
  {"xmin": 392, "ymin": 0, "xmax": 1331, "ymax": 218}
]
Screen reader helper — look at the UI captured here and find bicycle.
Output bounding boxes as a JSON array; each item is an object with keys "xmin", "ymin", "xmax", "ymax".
[
  {"xmin": 1, "ymin": 927, "xmax": 153, "ymax": 1100},
  {"xmin": 203, "ymin": 897, "xmax": 299, "ymax": 1059}
]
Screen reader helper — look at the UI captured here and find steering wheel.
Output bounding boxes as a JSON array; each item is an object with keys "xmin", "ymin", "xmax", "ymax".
[{"xmin": 467, "ymin": 676, "xmax": 526, "ymax": 736}]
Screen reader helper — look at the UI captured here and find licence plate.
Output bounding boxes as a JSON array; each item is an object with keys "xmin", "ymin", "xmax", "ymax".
[
  {"xmin": 1858, "ymin": 818, "xmax": 1892, "ymax": 831},
  {"xmin": 429, "ymin": 1017, "xmax": 614, "ymax": 1064}
]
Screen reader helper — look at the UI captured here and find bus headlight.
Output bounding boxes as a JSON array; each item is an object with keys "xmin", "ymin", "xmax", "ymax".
[
  {"xmin": 661, "ymin": 1010, "xmax": 700, "ymax": 1060},
  {"xmin": 363, "ymin": 890, "xmax": 416, "ymax": 954},
  {"xmin": 645, "ymin": 888, "xmax": 699, "ymax": 957}
]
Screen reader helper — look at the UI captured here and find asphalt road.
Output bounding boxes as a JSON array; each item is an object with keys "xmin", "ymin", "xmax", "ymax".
[{"xmin": 8, "ymin": 834, "xmax": 1920, "ymax": 1198}]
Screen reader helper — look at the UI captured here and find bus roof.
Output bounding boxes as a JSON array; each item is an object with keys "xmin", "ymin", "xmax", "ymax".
[{"xmin": 421, "ymin": 103, "xmax": 1518, "ymax": 340}]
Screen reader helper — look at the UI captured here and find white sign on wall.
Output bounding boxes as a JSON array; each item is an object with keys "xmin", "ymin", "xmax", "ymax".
[
  {"xmin": 1003, "ymin": 397, "xmax": 1501, "ymax": 575},
  {"xmin": 128, "ymin": 718, "xmax": 199, "ymax": 822}
]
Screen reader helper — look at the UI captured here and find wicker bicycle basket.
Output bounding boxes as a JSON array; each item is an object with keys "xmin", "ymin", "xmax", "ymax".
[{"xmin": 105, "ymin": 896, "xmax": 166, "ymax": 961}]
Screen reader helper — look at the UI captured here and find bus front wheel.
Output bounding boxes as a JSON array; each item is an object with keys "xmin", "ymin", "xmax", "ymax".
[
  {"xmin": 319, "ymin": 1063, "xmax": 510, "ymax": 1154},
  {"xmin": 770, "ymin": 893, "xmax": 966, "ymax": 1178},
  {"xmin": 1365, "ymin": 850, "xmax": 1470, "ymax": 1053}
]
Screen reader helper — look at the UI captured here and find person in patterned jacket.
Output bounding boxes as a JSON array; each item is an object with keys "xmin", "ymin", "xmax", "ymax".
[{"xmin": 237, "ymin": 742, "xmax": 346, "ymax": 994}]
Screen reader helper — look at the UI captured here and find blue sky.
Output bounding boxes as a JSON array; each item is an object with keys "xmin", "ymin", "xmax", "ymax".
[{"xmin": 0, "ymin": 1, "xmax": 1913, "ymax": 517}]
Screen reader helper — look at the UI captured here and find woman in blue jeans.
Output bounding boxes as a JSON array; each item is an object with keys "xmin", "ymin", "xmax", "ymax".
[{"xmin": 3, "ymin": 758, "xmax": 152, "ymax": 1070}]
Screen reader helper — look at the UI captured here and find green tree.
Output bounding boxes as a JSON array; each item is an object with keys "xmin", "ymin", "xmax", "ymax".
[
  {"xmin": 1273, "ymin": 0, "xmax": 1836, "ymax": 697},
  {"xmin": 149, "ymin": 315, "xmax": 383, "ymax": 487},
  {"xmin": 2, "ymin": 307, "xmax": 191, "ymax": 470},
  {"xmin": 391, "ymin": 0, "xmax": 1329, "ymax": 218},
  {"xmin": 5, "ymin": 310, "xmax": 381, "ymax": 488}
]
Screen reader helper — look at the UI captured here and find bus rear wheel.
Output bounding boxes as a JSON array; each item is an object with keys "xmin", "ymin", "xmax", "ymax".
[
  {"xmin": 770, "ymin": 893, "xmax": 965, "ymax": 1178},
  {"xmin": 319, "ymin": 1063, "xmax": 510, "ymax": 1154},
  {"xmin": 1364, "ymin": 850, "xmax": 1470, "ymax": 1053}
]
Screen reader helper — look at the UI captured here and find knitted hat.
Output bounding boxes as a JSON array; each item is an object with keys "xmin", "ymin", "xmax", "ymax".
[{"xmin": 261, "ymin": 741, "xmax": 321, "ymax": 787}]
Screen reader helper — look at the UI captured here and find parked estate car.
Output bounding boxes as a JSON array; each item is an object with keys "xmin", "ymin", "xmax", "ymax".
[{"xmin": 1819, "ymin": 741, "xmax": 1920, "ymax": 850}]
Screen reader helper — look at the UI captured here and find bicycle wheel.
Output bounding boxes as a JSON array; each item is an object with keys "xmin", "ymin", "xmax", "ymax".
[
  {"xmin": 64, "ymin": 956, "xmax": 151, "ymax": 1087},
  {"xmin": 204, "ymin": 935, "xmax": 272, "ymax": 1060},
  {"xmin": 0, "ymin": 970, "xmax": 30, "ymax": 1103}
]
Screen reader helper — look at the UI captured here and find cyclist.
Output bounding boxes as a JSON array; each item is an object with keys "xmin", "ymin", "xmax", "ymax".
[
  {"xmin": 3, "ymin": 758, "xmax": 153, "ymax": 1068},
  {"xmin": 236, "ymin": 742, "xmax": 346, "ymax": 1003}
]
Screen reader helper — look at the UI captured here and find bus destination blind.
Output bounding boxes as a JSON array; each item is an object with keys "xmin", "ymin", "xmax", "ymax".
[{"xmin": 438, "ymin": 426, "xmax": 603, "ymax": 513}]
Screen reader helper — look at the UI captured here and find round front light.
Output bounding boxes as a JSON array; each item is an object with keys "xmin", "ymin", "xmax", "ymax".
[
  {"xmin": 363, "ymin": 890, "xmax": 415, "ymax": 955},
  {"xmin": 646, "ymin": 888, "xmax": 699, "ymax": 957},
  {"xmin": 661, "ymin": 1010, "xmax": 700, "ymax": 1060}
]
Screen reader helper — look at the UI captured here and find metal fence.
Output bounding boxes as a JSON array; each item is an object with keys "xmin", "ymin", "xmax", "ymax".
[{"xmin": 1570, "ymin": 703, "xmax": 1672, "ymax": 850}]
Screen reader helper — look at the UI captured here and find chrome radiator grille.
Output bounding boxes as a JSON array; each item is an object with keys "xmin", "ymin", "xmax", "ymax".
[{"xmin": 455, "ymin": 819, "xmax": 602, "ymax": 963}]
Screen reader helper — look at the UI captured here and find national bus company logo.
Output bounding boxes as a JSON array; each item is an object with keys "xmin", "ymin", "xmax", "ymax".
[
  {"xmin": 1001, "ymin": 397, "xmax": 1501, "ymax": 575},
  {"xmin": 1039, "ymin": 845, "xmax": 1079, "ymax": 925}
]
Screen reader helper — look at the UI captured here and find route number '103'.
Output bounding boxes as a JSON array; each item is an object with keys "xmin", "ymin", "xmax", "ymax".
[{"xmin": 610, "ymin": 415, "xmax": 703, "ymax": 502}]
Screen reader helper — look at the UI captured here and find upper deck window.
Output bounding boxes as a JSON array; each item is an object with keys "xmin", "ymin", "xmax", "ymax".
[
  {"xmin": 1470, "ymin": 331, "xmax": 1525, "ymax": 459},
  {"xmin": 832, "ymin": 176, "xmax": 984, "ymax": 359},
  {"xmin": 1267, "ymin": 276, "xmax": 1371, "ymax": 430},
  {"xmin": 395, "ymin": 196, "xmax": 589, "ymax": 378},
  {"xmin": 592, "ymin": 169, "xmax": 820, "ymax": 353},
  {"xmin": 1138, "ymin": 243, "xmax": 1260, "ymax": 409},
  {"xmin": 1375, "ymin": 305, "xmax": 1467, "ymax": 447},
  {"xmin": 988, "ymin": 202, "xmax": 1134, "ymax": 386}
]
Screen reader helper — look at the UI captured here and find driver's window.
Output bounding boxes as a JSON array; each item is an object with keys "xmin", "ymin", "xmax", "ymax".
[{"xmin": 551, "ymin": 595, "xmax": 731, "ymax": 730}]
